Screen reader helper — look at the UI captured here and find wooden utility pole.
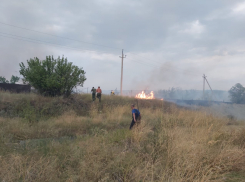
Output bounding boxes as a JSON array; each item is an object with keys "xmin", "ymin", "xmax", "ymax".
[
  {"xmin": 203, "ymin": 74, "xmax": 206, "ymax": 100},
  {"xmin": 119, "ymin": 49, "xmax": 126, "ymax": 96},
  {"xmin": 204, "ymin": 76, "xmax": 213, "ymax": 100},
  {"xmin": 203, "ymin": 74, "xmax": 214, "ymax": 100}
]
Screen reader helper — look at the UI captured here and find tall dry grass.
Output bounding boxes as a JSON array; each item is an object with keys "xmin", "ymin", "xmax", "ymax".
[{"xmin": 0, "ymin": 93, "xmax": 245, "ymax": 181}]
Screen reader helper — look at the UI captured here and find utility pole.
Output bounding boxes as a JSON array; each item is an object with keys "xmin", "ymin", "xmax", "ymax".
[
  {"xmin": 204, "ymin": 77, "xmax": 212, "ymax": 92},
  {"xmin": 204, "ymin": 76, "xmax": 213, "ymax": 100},
  {"xmin": 203, "ymin": 74, "xmax": 206, "ymax": 100},
  {"xmin": 203, "ymin": 74, "xmax": 214, "ymax": 100},
  {"xmin": 119, "ymin": 49, "xmax": 126, "ymax": 96}
]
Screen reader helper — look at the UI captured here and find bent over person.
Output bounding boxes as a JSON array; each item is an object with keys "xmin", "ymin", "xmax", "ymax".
[
  {"xmin": 130, "ymin": 104, "xmax": 141, "ymax": 130},
  {"xmin": 96, "ymin": 86, "xmax": 102, "ymax": 102}
]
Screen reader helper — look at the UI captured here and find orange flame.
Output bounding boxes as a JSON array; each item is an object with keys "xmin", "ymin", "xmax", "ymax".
[{"xmin": 135, "ymin": 91, "xmax": 154, "ymax": 99}]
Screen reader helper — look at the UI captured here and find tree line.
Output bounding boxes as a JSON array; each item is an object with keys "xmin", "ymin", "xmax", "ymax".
[{"xmin": 0, "ymin": 75, "xmax": 20, "ymax": 84}]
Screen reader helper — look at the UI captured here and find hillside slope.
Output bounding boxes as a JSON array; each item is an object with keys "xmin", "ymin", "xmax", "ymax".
[{"xmin": 0, "ymin": 92, "xmax": 245, "ymax": 181}]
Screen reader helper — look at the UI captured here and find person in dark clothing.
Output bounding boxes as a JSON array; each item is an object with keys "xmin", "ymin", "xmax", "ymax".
[
  {"xmin": 91, "ymin": 87, "xmax": 96, "ymax": 101},
  {"xmin": 130, "ymin": 104, "xmax": 141, "ymax": 130}
]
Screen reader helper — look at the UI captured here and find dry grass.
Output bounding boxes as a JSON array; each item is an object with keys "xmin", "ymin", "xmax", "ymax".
[{"xmin": 0, "ymin": 92, "xmax": 245, "ymax": 181}]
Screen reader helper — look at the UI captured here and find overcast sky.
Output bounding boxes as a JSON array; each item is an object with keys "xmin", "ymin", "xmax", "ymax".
[{"xmin": 0, "ymin": 0, "xmax": 245, "ymax": 91}]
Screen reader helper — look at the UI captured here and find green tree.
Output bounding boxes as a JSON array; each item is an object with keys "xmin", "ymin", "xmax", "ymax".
[
  {"xmin": 19, "ymin": 56, "xmax": 86, "ymax": 96},
  {"xmin": 229, "ymin": 83, "xmax": 245, "ymax": 104},
  {"xmin": 0, "ymin": 76, "xmax": 9, "ymax": 83},
  {"xmin": 10, "ymin": 75, "xmax": 20, "ymax": 84}
]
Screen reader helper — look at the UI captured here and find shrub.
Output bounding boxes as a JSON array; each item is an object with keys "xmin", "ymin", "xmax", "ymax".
[
  {"xmin": 19, "ymin": 55, "xmax": 86, "ymax": 96},
  {"xmin": 229, "ymin": 83, "xmax": 245, "ymax": 104}
]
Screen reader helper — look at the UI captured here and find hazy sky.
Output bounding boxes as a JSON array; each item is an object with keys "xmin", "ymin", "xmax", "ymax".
[{"xmin": 0, "ymin": 0, "xmax": 245, "ymax": 91}]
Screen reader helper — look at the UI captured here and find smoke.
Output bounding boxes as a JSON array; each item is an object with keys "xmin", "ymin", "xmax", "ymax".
[
  {"xmin": 132, "ymin": 61, "xmax": 190, "ymax": 90},
  {"xmin": 0, "ymin": 39, "xmax": 56, "ymax": 82},
  {"xmin": 208, "ymin": 103, "xmax": 245, "ymax": 121},
  {"xmin": 168, "ymin": 99, "xmax": 245, "ymax": 121},
  {"xmin": 154, "ymin": 88, "xmax": 230, "ymax": 102},
  {"xmin": 165, "ymin": 98, "xmax": 245, "ymax": 121}
]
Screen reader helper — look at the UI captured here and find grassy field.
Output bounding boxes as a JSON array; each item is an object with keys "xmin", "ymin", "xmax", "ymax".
[{"xmin": 0, "ymin": 92, "xmax": 245, "ymax": 181}]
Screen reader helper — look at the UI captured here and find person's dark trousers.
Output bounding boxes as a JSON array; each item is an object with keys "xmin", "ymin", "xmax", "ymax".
[
  {"xmin": 92, "ymin": 93, "xmax": 96, "ymax": 101},
  {"xmin": 97, "ymin": 93, "xmax": 101, "ymax": 102},
  {"xmin": 129, "ymin": 119, "xmax": 136, "ymax": 130}
]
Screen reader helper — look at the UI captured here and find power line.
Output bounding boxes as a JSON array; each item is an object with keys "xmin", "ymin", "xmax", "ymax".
[
  {"xmin": 0, "ymin": 22, "xmax": 205, "ymax": 77},
  {"xmin": 0, "ymin": 33, "xmax": 155, "ymax": 70},
  {"xmin": 0, "ymin": 29, "xmax": 203, "ymax": 77},
  {"xmin": 0, "ymin": 33, "xmax": 117, "ymax": 55},
  {"xmin": 0, "ymin": 32, "xmax": 202, "ymax": 77},
  {"xmin": 1, "ymin": 33, "xmax": 206, "ymax": 92},
  {"xmin": 0, "ymin": 21, "xmax": 182, "ymax": 70},
  {"xmin": 0, "ymin": 22, "xmax": 214, "ymax": 93},
  {"xmin": 0, "ymin": 33, "xmax": 163, "ymax": 71},
  {"xmin": 0, "ymin": 21, "xmax": 203, "ymax": 76},
  {"xmin": 0, "ymin": 21, "xmax": 121, "ymax": 50},
  {"xmin": 0, "ymin": 32, "xmax": 172, "ymax": 70}
]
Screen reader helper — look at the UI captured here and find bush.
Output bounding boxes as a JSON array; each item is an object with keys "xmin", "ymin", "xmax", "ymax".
[
  {"xmin": 19, "ymin": 56, "xmax": 86, "ymax": 96},
  {"xmin": 229, "ymin": 83, "xmax": 245, "ymax": 104}
]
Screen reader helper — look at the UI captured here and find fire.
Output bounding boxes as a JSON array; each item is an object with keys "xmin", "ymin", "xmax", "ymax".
[{"xmin": 135, "ymin": 91, "xmax": 154, "ymax": 99}]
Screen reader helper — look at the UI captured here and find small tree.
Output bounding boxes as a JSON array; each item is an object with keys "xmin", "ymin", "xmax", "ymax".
[
  {"xmin": 229, "ymin": 83, "xmax": 245, "ymax": 104},
  {"xmin": 0, "ymin": 76, "xmax": 9, "ymax": 83},
  {"xmin": 10, "ymin": 75, "xmax": 20, "ymax": 84},
  {"xmin": 19, "ymin": 56, "xmax": 86, "ymax": 96}
]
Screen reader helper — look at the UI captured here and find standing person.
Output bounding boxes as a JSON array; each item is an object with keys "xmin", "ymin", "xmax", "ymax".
[
  {"xmin": 91, "ymin": 87, "xmax": 96, "ymax": 101},
  {"xmin": 130, "ymin": 104, "xmax": 141, "ymax": 130},
  {"xmin": 96, "ymin": 86, "xmax": 102, "ymax": 102}
]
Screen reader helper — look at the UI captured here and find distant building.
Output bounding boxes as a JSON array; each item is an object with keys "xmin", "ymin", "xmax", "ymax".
[{"xmin": 0, "ymin": 83, "xmax": 31, "ymax": 93}]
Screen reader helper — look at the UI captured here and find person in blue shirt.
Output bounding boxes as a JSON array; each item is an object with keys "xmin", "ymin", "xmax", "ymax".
[{"xmin": 130, "ymin": 104, "xmax": 141, "ymax": 129}]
